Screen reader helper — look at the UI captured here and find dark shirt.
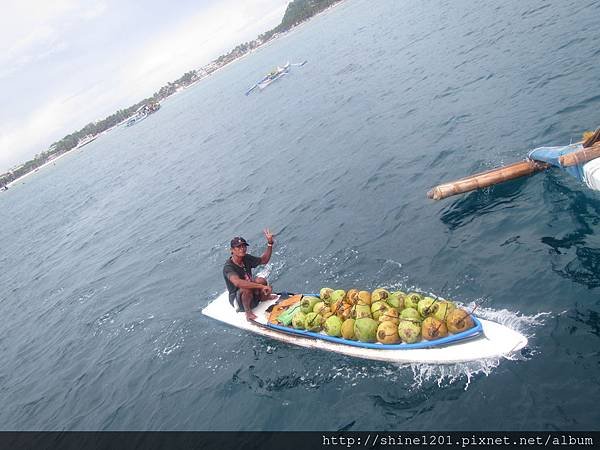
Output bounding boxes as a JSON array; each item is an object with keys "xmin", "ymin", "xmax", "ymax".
[{"xmin": 223, "ymin": 254, "xmax": 262, "ymax": 305}]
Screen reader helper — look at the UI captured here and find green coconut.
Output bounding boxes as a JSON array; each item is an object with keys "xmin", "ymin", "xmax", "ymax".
[
  {"xmin": 387, "ymin": 291, "xmax": 405, "ymax": 309},
  {"xmin": 400, "ymin": 307, "xmax": 422, "ymax": 323},
  {"xmin": 417, "ymin": 297, "xmax": 439, "ymax": 318},
  {"xmin": 313, "ymin": 301, "xmax": 329, "ymax": 315},
  {"xmin": 370, "ymin": 301, "xmax": 389, "ymax": 321},
  {"xmin": 354, "ymin": 304, "xmax": 372, "ymax": 319},
  {"xmin": 319, "ymin": 287, "xmax": 334, "ymax": 304},
  {"xmin": 341, "ymin": 318, "xmax": 356, "ymax": 340},
  {"xmin": 398, "ymin": 319, "xmax": 422, "ymax": 344},
  {"xmin": 433, "ymin": 301, "xmax": 455, "ymax": 322},
  {"xmin": 304, "ymin": 312, "xmax": 324, "ymax": 332},
  {"xmin": 300, "ymin": 296, "xmax": 320, "ymax": 314},
  {"xmin": 446, "ymin": 308, "xmax": 475, "ymax": 334},
  {"xmin": 377, "ymin": 321, "xmax": 400, "ymax": 344},
  {"xmin": 404, "ymin": 292, "xmax": 422, "ymax": 309},
  {"xmin": 421, "ymin": 316, "xmax": 448, "ymax": 341},
  {"xmin": 324, "ymin": 315, "xmax": 343, "ymax": 337},
  {"xmin": 291, "ymin": 311, "xmax": 306, "ymax": 329},
  {"xmin": 330, "ymin": 289, "xmax": 346, "ymax": 305},
  {"xmin": 353, "ymin": 317, "xmax": 378, "ymax": 342},
  {"xmin": 371, "ymin": 288, "xmax": 390, "ymax": 303}
]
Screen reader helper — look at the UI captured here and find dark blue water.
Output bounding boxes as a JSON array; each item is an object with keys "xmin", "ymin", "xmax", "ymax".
[{"xmin": 1, "ymin": 0, "xmax": 599, "ymax": 431}]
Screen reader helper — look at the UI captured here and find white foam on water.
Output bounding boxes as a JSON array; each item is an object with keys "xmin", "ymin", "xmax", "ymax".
[
  {"xmin": 462, "ymin": 300, "xmax": 551, "ymax": 340},
  {"xmin": 152, "ymin": 319, "xmax": 190, "ymax": 359},
  {"xmin": 397, "ymin": 305, "xmax": 549, "ymax": 390},
  {"xmin": 256, "ymin": 244, "xmax": 289, "ymax": 286},
  {"xmin": 402, "ymin": 358, "xmax": 502, "ymax": 391}
]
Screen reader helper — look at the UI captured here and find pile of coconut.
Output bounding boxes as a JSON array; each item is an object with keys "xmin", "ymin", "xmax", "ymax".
[{"xmin": 286, "ymin": 288, "xmax": 475, "ymax": 344}]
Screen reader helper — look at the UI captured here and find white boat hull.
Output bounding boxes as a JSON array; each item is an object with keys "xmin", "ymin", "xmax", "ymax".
[{"xmin": 202, "ymin": 292, "xmax": 528, "ymax": 364}]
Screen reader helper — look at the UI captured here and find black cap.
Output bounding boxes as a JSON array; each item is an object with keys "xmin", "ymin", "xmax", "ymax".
[{"xmin": 230, "ymin": 237, "xmax": 248, "ymax": 248}]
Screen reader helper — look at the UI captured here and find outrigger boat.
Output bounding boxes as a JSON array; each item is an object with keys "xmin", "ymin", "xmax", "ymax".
[
  {"xmin": 245, "ymin": 60, "xmax": 307, "ymax": 96},
  {"xmin": 75, "ymin": 134, "xmax": 97, "ymax": 149},
  {"xmin": 202, "ymin": 292, "xmax": 528, "ymax": 364},
  {"xmin": 125, "ymin": 102, "xmax": 161, "ymax": 127},
  {"xmin": 428, "ymin": 128, "xmax": 600, "ymax": 200}
]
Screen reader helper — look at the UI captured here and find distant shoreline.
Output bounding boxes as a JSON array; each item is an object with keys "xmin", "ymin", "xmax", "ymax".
[
  {"xmin": 5, "ymin": 147, "xmax": 75, "ymax": 189},
  {"xmin": 1, "ymin": 0, "xmax": 346, "ymax": 187}
]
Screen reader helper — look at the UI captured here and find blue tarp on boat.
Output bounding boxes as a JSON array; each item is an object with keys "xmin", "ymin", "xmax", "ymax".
[{"xmin": 528, "ymin": 144, "xmax": 600, "ymax": 190}]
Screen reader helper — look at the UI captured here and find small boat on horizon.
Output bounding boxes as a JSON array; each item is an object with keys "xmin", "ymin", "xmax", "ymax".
[
  {"xmin": 126, "ymin": 102, "xmax": 161, "ymax": 127},
  {"xmin": 76, "ymin": 134, "xmax": 98, "ymax": 149},
  {"xmin": 245, "ymin": 60, "xmax": 307, "ymax": 95}
]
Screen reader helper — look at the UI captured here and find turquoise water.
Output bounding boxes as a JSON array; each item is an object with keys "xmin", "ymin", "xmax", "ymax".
[{"xmin": 1, "ymin": 0, "xmax": 599, "ymax": 430}]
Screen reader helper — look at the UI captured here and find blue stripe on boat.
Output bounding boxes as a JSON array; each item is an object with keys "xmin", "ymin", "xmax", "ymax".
[{"xmin": 265, "ymin": 294, "xmax": 483, "ymax": 350}]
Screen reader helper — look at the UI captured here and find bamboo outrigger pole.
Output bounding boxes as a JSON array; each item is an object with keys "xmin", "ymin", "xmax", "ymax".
[
  {"xmin": 426, "ymin": 160, "xmax": 550, "ymax": 200},
  {"xmin": 427, "ymin": 133, "xmax": 600, "ymax": 201}
]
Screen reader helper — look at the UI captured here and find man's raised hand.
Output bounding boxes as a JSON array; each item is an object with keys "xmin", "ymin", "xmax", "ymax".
[{"xmin": 263, "ymin": 228, "xmax": 274, "ymax": 245}]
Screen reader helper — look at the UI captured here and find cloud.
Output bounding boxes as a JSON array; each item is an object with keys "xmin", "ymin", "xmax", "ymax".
[
  {"xmin": 0, "ymin": 0, "xmax": 108, "ymax": 80},
  {"xmin": 80, "ymin": 2, "xmax": 108, "ymax": 20},
  {"xmin": 0, "ymin": 0, "xmax": 77, "ymax": 49},
  {"xmin": 0, "ymin": 99, "xmax": 68, "ymax": 169},
  {"xmin": 0, "ymin": 28, "xmax": 69, "ymax": 79}
]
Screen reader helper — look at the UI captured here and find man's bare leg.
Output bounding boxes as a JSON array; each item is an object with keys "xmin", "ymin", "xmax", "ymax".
[
  {"xmin": 240, "ymin": 288, "xmax": 257, "ymax": 321},
  {"xmin": 255, "ymin": 277, "xmax": 269, "ymax": 301},
  {"xmin": 254, "ymin": 277, "xmax": 275, "ymax": 301}
]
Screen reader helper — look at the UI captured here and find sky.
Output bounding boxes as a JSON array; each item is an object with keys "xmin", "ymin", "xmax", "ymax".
[{"xmin": 0, "ymin": 0, "xmax": 290, "ymax": 172}]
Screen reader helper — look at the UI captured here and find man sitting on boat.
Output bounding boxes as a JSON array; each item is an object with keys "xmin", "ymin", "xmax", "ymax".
[{"xmin": 223, "ymin": 229, "xmax": 275, "ymax": 321}]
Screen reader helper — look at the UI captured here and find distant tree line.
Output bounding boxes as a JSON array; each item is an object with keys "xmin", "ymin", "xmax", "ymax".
[
  {"xmin": 0, "ymin": 70, "xmax": 199, "ymax": 187},
  {"xmin": 279, "ymin": 0, "xmax": 341, "ymax": 29},
  {"xmin": 1, "ymin": 0, "xmax": 342, "ymax": 188}
]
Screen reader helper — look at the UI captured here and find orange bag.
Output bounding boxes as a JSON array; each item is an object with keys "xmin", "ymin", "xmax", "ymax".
[{"xmin": 268, "ymin": 294, "xmax": 303, "ymax": 324}]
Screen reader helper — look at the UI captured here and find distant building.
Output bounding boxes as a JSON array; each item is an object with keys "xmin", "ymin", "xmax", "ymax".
[
  {"xmin": 202, "ymin": 62, "xmax": 220, "ymax": 75},
  {"xmin": 10, "ymin": 164, "xmax": 25, "ymax": 173}
]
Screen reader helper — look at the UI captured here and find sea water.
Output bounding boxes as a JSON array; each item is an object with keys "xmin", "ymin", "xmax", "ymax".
[{"xmin": 1, "ymin": 0, "xmax": 599, "ymax": 430}]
